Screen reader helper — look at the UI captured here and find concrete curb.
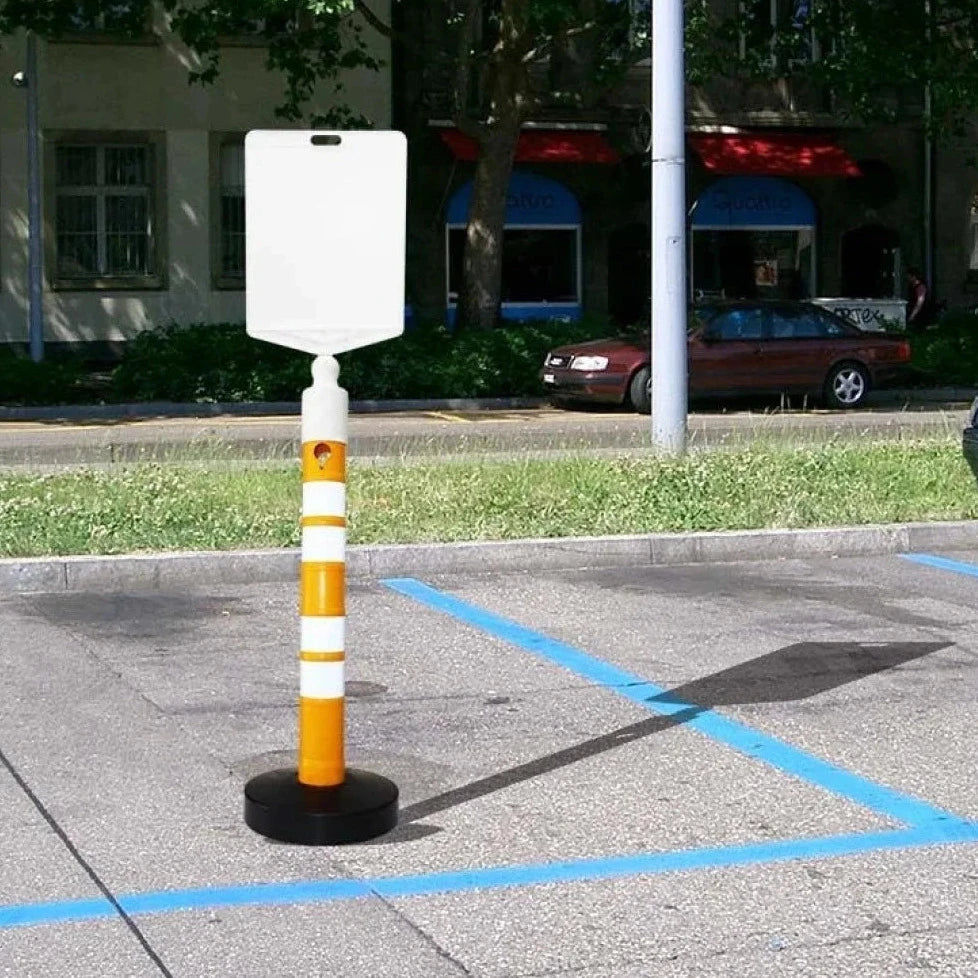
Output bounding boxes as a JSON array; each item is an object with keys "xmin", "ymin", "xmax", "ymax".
[
  {"xmin": 0, "ymin": 397, "xmax": 546, "ymax": 422},
  {"xmin": 3, "ymin": 520, "xmax": 978, "ymax": 593},
  {"xmin": 0, "ymin": 389, "xmax": 975, "ymax": 423}
]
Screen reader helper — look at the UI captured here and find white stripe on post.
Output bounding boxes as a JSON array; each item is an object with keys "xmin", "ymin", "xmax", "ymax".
[
  {"xmin": 299, "ymin": 660, "xmax": 345, "ymax": 699},
  {"xmin": 301, "ymin": 525, "xmax": 346, "ymax": 563},
  {"xmin": 302, "ymin": 481, "xmax": 346, "ymax": 517},
  {"xmin": 300, "ymin": 615, "xmax": 346, "ymax": 652}
]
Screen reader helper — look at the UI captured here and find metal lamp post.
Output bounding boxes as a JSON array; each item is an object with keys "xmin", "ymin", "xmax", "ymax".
[{"xmin": 650, "ymin": 0, "xmax": 688, "ymax": 454}]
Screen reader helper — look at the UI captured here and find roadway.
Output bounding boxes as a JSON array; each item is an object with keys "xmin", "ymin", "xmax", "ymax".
[{"xmin": 0, "ymin": 400, "xmax": 971, "ymax": 468}]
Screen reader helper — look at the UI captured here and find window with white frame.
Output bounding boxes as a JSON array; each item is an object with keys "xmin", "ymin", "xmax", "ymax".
[
  {"xmin": 604, "ymin": 0, "xmax": 650, "ymax": 56},
  {"xmin": 219, "ymin": 6, "xmax": 301, "ymax": 38},
  {"xmin": 219, "ymin": 143, "xmax": 246, "ymax": 281},
  {"xmin": 739, "ymin": 0, "xmax": 819, "ymax": 66},
  {"xmin": 55, "ymin": 144, "xmax": 154, "ymax": 281},
  {"xmin": 68, "ymin": 0, "xmax": 149, "ymax": 33}
]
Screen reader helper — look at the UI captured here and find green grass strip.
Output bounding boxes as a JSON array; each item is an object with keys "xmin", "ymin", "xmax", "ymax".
[{"xmin": 1, "ymin": 438, "xmax": 974, "ymax": 558}]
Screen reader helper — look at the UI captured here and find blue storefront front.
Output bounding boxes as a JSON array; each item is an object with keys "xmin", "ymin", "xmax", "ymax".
[
  {"xmin": 689, "ymin": 176, "xmax": 818, "ymax": 302},
  {"xmin": 446, "ymin": 171, "xmax": 583, "ymax": 323}
]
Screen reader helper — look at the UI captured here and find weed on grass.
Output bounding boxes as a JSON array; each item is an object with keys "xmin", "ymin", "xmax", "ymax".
[{"xmin": 0, "ymin": 438, "xmax": 975, "ymax": 558}]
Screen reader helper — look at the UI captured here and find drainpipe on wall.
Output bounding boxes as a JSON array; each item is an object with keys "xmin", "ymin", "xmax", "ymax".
[
  {"xmin": 25, "ymin": 31, "xmax": 44, "ymax": 362},
  {"xmin": 923, "ymin": 0, "xmax": 935, "ymax": 294}
]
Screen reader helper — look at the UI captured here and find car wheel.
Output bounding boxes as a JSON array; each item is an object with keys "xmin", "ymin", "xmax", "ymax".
[
  {"xmin": 824, "ymin": 362, "xmax": 869, "ymax": 409},
  {"xmin": 628, "ymin": 366, "xmax": 652, "ymax": 414}
]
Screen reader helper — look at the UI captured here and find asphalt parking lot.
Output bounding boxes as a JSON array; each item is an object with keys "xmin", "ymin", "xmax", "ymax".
[{"xmin": 1, "ymin": 550, "xmax": 977, "ymax": 977}]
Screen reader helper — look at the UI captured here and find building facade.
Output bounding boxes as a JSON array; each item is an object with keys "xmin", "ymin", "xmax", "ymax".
[
  {"xmin": 0, "ymin": 1, "xmax": 390, "ymax": 351},
  {"xmin": 397, "ymin": 1, "xmax": 978, "ymax": 331},
  {"xmin": 2, "ymin": 0, "xmax": 977, "ymax": 349}
]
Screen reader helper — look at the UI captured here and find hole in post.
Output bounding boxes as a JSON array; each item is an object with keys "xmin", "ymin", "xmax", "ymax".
[
  {"xmin": 311, "ymin": 135, "xmax": 342, "ymax": 146},
  {"xmin": 313, "ymin": 442, "xmax": 332, "ymax": 469}
]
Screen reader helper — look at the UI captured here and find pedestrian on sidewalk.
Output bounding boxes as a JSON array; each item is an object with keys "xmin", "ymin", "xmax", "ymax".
[{"xmin": 906, "ymin": 267, "xmax": 937, "ymax": 333}]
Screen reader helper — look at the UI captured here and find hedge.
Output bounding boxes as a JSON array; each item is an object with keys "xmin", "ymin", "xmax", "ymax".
[
  {"xmin": 0, "ymin": 346, "xmax": 92, "ymax": 406},
  {"xmin": 108, "ymin": 319, "xmax": 616, "ymax": 403},
  {"xmin": 3, "ymin": 309, "xmax": 977, "ymax": 408},
  {"xmin": 909, "ymin": 308, "xmax": 978, "ymax": 387}
]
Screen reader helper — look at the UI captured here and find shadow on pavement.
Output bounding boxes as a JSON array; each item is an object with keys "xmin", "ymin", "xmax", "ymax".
[{"xmin": 372, "ymin": 640, "xmax": 949, "ymax": 844}]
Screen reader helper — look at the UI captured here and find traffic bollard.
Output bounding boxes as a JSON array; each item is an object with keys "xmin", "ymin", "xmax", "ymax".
[{"xmin": 243, "ymin": 354, "xmax": 398, "ymax": 845}]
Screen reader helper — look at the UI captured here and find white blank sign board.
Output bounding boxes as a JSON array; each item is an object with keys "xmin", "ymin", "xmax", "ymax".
[{"xmin": 245, "ymin": 130, "xmax": 407, "ymax": 356}]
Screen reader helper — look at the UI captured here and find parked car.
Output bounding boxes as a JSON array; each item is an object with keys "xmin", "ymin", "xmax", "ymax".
[
  {"xmin": 541, "ymin": 301, "xmax": 912, "ymax": 413},
  {"xmin": 963, "ymin": 398, "xmax": 978, "ymax": 483}
]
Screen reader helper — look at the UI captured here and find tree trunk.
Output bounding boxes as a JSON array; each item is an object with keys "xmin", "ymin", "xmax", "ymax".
[
  {"xmin": 454, "ymin": 0, "xmax": 530, "ymax": 331},
  {"xmin": 456, "ymin": 119, "xmax": 522, "ymax": 330}
]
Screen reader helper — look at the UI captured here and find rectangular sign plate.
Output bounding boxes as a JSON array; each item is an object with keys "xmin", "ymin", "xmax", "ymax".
[{"xmin": 245, "ymin": 130, "xmax": 407, "ymax": 356}]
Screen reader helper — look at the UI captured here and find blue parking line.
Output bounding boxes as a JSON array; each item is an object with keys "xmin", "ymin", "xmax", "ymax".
[
  {"xmin": 901, "ymin": 553, "xmax": 978, "ymax": 579},
  {"xmin": 382, "ymin": 578, "xmax": 964, "ymax": 832},
  {"xmin": 3, "ymin": 823, "xmax": 977, "ymax": 930}
]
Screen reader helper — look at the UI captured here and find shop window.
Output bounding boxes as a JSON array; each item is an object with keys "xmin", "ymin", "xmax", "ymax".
[
  {"xmin": 693, "ymin": 228, "xmax": 813, "ymax": 301},
  {"xmin": 52, "ymin": 138, "xmax": 164, "ymax": 289},
  {"xmin": 447, "ymin": 228, "xmax": 580, "ymax": 305}
]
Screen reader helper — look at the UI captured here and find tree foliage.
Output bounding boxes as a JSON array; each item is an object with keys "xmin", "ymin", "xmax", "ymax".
[{"xmin": 687, "ymin": 0, "xmax": 978, "ymax": 136}]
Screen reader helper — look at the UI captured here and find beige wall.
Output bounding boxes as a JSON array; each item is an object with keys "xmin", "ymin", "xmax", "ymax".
[{"xmin": 0, "ymin": 2, "xmax": 391, "ymax": 345}]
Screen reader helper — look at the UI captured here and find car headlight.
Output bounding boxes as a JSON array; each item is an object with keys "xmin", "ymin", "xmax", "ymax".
[{"xmin": 570, "ymin": 355, "xmax": 609, "ymax": 371}]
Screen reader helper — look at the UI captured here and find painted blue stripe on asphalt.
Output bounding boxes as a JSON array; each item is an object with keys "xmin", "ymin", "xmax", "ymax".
[
  {"xmin": 3, "ymin": 824, "xmax": 977, "ymax": 930},
  {"xmin": 901, "ymin": 553, "xmax": 978, "ymax": 579},
  {"xmin": 383, "ymin": 578, "xmax": 962, "ymax": 830},
  {"xmin": 0, "ymin": 897, "xmax": 115, "ymax": 928}
]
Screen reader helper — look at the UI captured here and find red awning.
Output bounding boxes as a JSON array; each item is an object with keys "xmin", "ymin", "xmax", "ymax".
[
  {"xmin": 689, "ymin": 132, "xmax": 861, "ymax": 177},
  {"xmin": 440, "ymin": 128, "xmax": 620, "ymax": 164}
]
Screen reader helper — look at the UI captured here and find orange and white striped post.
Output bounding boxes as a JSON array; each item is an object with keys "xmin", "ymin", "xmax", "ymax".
[
  {"xmin": 298, "ymin": 354, "xmax": 348, "ymax": 788},
  {"xmin": 244, "ymin": 355, "xmax": 398, "ymax": 845}
]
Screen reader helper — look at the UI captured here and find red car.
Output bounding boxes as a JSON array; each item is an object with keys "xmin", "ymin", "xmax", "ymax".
[{"xmin": 541, "ymin": 301, "xmax": 912, "ymax": 412}]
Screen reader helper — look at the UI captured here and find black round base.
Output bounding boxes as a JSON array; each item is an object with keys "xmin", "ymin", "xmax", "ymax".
[{"xmin": 244, "ymin": 768, "xmax": 398, "ymax": 845}]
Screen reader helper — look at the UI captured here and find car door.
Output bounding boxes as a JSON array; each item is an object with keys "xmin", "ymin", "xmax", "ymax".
[
  {"xmin": 763, "ymin": 305, "xmax": 850, "ymax": 393},
  {"xmin": 763, "ymin": 305, "xmax": 826, "ymax": 391},
  {"xmin": 689, "ymin": 306, "xmax": 768, "ymax": 396}
]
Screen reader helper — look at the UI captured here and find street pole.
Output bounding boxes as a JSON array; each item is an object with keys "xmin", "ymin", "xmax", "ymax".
[
  {"xmin": 922, "ymin": 0, "xmax": 935, "ymax": 293},
  {"xmin": 651, "ymin": 0, "xmax": 688, "ymax": 454},
  {"xmin": 26, "ymin": 31, "xmax": 44, "ymax": 363}
]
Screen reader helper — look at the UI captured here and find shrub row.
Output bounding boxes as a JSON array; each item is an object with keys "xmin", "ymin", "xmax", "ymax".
[
  {"xmin": 909, "ymin": 308, "xmax": 978, "ymax": 387},
  {"xmin": 3, "ymin": 310, "xmax": 977, "ymax": 408},
  {"xmin": 0, "ymin": 346, "xmax": 93, "ymax": 406},
  {"xmin": 0, "ymin": 319, "xmax": 612, "ymax": 407}
]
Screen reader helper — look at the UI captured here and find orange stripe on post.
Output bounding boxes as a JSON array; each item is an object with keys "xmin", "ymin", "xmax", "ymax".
[
  {"xmin": 299, "ymin": 650, "xmax": 346, "ymax": 663},
  {"xmin": 302, "ymin": 440, "xmax": 346, "ymax": 483},
  {"xmin": 298, "ymin": 696, "xmax": 345, "ymax": 787},
  {"xmin": 300, "ymin": 562, "xmax": 345, "ymax": 617},
  {"xmin": 301, "ymin": 515, "xmax": 347, "ymax": 528}
]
